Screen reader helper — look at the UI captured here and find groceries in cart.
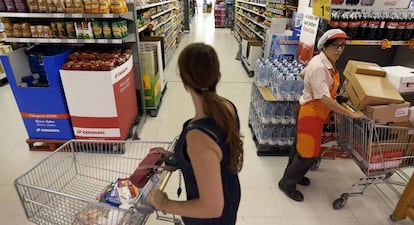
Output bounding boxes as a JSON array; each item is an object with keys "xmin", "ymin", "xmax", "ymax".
[
  {"xmin": 75, "ymin": 205, "xmax": 128, "ymax": 225},
  {"xmin": 97, "ymin": 178, "xmax": 139, "ymax": 208}
]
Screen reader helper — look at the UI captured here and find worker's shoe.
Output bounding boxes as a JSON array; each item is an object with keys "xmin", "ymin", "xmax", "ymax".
[
  {"xmin": 297, "ymin": 177, "xmax": 310, "ymax": 186},
  {"xmin": 279, "ymin": 181, "xmax": 304, "ymax": 202}
]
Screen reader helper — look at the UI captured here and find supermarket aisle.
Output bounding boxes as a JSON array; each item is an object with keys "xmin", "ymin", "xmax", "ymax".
[{"xmin": 0, "ymin": 11, "xmax": 413, "ymax": 225}]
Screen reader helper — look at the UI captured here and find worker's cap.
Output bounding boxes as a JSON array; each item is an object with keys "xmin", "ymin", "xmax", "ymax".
[{"xmin": 317, "ymin": 29, "xmax": 350, "ymax": 51}]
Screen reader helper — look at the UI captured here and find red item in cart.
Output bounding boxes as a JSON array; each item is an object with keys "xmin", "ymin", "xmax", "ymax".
[{"xmin": 130, "ymin": 147, "xmax": 172, "ymax": 188}]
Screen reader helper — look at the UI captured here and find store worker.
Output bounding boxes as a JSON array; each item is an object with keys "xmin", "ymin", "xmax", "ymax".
[
  {"xmin": 278, "ymin": 29, "xmax": 365, "ymax": 202},
  {"xmin": 148, "ymin": 43, "xmax": 244, "ymax": 224}
]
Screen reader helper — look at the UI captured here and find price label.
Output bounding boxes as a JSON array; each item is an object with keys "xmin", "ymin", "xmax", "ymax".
[
  {"xmin": 381, "ymin": 39, "xmax": 392, "ymax": 49},
  {"xmin": 102, "ymin": 14, "xmax": 114, "ymax": 18},
  {"xmin": 312, "ymin": 0, "xmax": 331, "ymax": 21},
  {"xmin": 409, "ymin": 39, "xmax": 414, "ymax": 49},
  {"xmin": 52, "ymin": 13, "xmax": 65, "ymax": 18},
  {"xmin": 97, "ymin": 39, "xmax": 108, "ymax": 44},
  {"xmin": 72, "ymin": 13, "xmax": 82, "ymax": 18}
]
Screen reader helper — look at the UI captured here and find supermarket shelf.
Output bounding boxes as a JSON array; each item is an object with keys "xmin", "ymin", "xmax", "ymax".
[
  {"xmin": 152, "ymin": 15, "xmax": 175, "ymax": 30},
  {"xmin": 5, "ymin": 34, "xmax": 135, "ymax": 44},
  {"xmin": 0, "ymin": 12, "xmax": 134, "ymax": 20},
  {"xmin": 136, "ymin": 0, "xmax": 176, "ymax": 10},
  {"xmin": 346, "ymin": 39, "xmax": 414, "ymax": 48},
  {"xmin": 138, "ymin": 24, "xmax": 149, "ymax": 33},
  {"xmin": 237, "ymin": 16, "xmax": 264, "ymax": 40},
  {"xmin": 236, "ymin": 5, "xmax": 266, "ymax": 17},
  {"xmin": 266, "ymin": 7, "xmax": 284, "ymax": 15},
  {"xmin": 236, "ymin": 0, "xmax": 266, "ymax": 8},
  {"xmin": 150, "ymin": 7, "xmax": 175, "ymax": 20}
]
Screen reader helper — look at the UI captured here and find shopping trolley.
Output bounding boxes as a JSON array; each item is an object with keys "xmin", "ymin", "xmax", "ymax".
[
  {"xmin": 14, "ymin": 139, "xmax": 183, "ymax": 225},
  {"xmin": 332, "ymin": 113, "xmax": 414, "ymax": 210}
]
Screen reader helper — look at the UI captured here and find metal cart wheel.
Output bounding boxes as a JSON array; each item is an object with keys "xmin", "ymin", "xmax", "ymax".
[
  {"xmin": 389, "ymin": 214, "xmax": 399, "ymax": 222},
  {"xmin": 333, "ymin": 193, "xmax": 349, "ymax": 209},
  {"xmin": 310, "ymin": 158, "xmax": 321, "ymax": 171}
]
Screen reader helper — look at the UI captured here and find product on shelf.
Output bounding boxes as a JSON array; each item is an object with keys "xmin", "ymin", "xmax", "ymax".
[{"xmin": 61, "ymin": 47, "xmax": 132, "ymax": 71}]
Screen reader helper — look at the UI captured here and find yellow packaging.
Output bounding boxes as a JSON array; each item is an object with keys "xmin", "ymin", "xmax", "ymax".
[
  {"xmin": 91, "ymin": 0, "xmax": 99, "ymax": 13},
  {"xmin": 99, "ymin": 0, "xmax": 110, "ymax": 13},
  {"xmin": 111, "ymin": 0, "xmax": 128, "ymax": 13}
]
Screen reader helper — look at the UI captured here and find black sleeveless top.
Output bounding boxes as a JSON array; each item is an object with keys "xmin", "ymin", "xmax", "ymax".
[{"xmin": 174, "ymin": 111, "xmax": 241, "ymax": 225}]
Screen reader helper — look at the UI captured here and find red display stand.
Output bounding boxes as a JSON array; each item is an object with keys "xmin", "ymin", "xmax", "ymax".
[{"xmin": 60, "ymin": 57, "xmax": 138, "ymax": 140}]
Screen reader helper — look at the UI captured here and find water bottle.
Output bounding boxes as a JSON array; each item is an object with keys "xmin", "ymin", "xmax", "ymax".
[
  {"xmin": 286, "ymin": 72, "xmax": 296, "ymax": 101},
  {"xmin": 259, "ymin": 124, "xmax": 267, "ymax": 144},
  {"xmin": 270, "ymin": 66, "xmax": 280, "ymax": 97},
  {"xmin": 287, "ymin": 125, "xmax": 296, "ymax": 145},
  {"xmin": 277, "ymin": 72, "xmax": 289, "ymax": 100},
  {"xmin": 272, "ymin": 101, "xmax": 283, "ymax": 124},
  {"xmin": 289, "ymin": 102, "xmax": 296, "ymax": 124},
  {"xmin": 279, "ymin": 125, "xmax": 289, "ymax": 146},
  {"xmin": 263, "ymin": 100, "xmax": 273, "ymax": 123},
  {"xmin": 254, "ymin": 58, "xmax": 263, "ymax": 86},
  {"xmin": 270, "ymin": 125, "xmax": 280, "ymax": 145},
  {"xmin": 281, "ymin": 102, "xmax": 292, "ymax": 124}
]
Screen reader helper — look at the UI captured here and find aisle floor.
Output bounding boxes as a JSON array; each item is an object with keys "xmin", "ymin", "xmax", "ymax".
[{"xmin": 0, "ymin": 11, "xmax": 413, "ymax": 225}]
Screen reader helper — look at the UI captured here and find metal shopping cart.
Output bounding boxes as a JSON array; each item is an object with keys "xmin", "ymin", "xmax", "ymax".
[
  {"xmin": 332, "ymin": 113, "xmax": 414, "ymax": 210},
  {"xmin": 14, "ymin": 140, "xmax": 183, "ymax": 225}
]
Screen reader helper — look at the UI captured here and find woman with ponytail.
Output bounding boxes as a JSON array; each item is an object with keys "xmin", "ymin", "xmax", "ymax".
[{"xmin": 148, "ymin": 43, "xmax": 244, "ymax": 225}]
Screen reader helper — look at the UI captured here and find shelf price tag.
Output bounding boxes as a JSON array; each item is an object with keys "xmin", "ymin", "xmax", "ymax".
[
  {"xmin": 381, "ymin": 39, "xmax": 392, "ymax": 49},
  {"xmin": 409, "ymin": 39, "xmax": 414, "ymax": 49},
  {"xmin": 312, "ymin": 0, "xmax": 331, "ymax": 21}
]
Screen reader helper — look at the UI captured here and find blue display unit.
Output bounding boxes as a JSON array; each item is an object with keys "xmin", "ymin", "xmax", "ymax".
[{"xmin": 0, "ymin": 47, "xmax": 74, "ymax": 140}]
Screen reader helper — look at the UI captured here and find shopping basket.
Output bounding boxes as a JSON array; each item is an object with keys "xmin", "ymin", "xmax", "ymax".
[
  {"xmin": 14, "ymin": 139, "xmax": 182, "ymax": 225},
  {"xmin": 332, "ymin": 113, "xmax": 414, "ymax": 210}
]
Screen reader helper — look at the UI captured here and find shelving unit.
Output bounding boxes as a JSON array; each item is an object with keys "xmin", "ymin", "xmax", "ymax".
[
  {"xmin": 225, "ymin": 0, "xmax": 235, "ymax": 29},
  {"xmin": 0, "ymin": 2, "xmax": 147, "ymax": 139},
  {"xmin": 234, "ymin": 0, "xmax": 267, "ymax": 43},
  {"xmin": 137, "ymin": 0, "xmax": 184, "ymax": 66}
]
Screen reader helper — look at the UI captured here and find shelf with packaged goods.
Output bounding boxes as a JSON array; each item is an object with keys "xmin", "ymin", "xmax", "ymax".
[
  {"xmin": 235, "ymin": 5, "xmax": 265, "ymax": 18},
  {"xmin": 150, "ymin": 6, "xmax": 176, "ymax": 20},
  {"xmin": 236, "ymin": 0, "xmax": 266, "ymax": 8},
  {"xmin": 265, "ymin": 7, "xmax": 285, "ymax": 16},
  {"xmin": 0, "ymin": 12, "xmax": 134, "ymax": 20},
  {"xmin": 235, "ymin": 12, "xmax": 265, "ymax": 40},
  {"xmin": 236, "ymin": 9, "xmax": 268, "ymax": 29},
  {"xmin": 5, "ymin": 34, "xmax": 136, "ymax": 44},
  {"xmin": 0, "ymin": 2, "xmax": 148, "ymax": 138},
  {"xmin": 136, "ymin": 0, "xmax": 177, "ymax": 10},
  {"xmin": 151, "ymin": 13, "xmax": 176, "ymax": 31}
]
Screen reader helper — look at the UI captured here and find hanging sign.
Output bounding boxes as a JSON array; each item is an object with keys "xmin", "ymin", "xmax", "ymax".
[
  {"xmin": 312, "ymin": 0, "xmax": 331, "ymax": 21},
  {"xmin": 297, "ymin": 13, "xmax": 320, "ymax": 64}
]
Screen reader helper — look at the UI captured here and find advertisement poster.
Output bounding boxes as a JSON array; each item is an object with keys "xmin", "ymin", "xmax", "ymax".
[{"xmin": 297, "ymin": 13, "xmax": 320, "ymax": 64}]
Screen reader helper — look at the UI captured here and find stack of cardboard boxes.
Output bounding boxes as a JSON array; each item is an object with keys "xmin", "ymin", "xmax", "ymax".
[{"xmin": 341, "ymin": 60, "xmax": 414, "ymax": 172}]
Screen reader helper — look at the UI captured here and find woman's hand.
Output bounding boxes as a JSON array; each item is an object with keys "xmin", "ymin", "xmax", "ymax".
[
  {"xmin": 148, "ymin": 188, "xmax": 169, "ymax": 212},
  {"xmin": 350, "ymin": 110, "xmax": 364, "ymax": 119}
]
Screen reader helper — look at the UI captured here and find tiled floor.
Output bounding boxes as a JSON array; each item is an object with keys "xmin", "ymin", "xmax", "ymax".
[{"xmin": 1, "ymin": 10, "xmax": 413, "ymax": 225}]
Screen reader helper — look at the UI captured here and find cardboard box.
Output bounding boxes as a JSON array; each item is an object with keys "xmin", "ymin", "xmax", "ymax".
[
  {"xmin": 0, "ymin": 48, "xmax": 74, "ymax": 140},
  {"xmin": 382, "ymin": 66, "xmax": 414, "ymax": 93},
  {"xmin": 344, "ymin": 60, "xmax": 386, "ymax": 79},
  {"xmin": 345, "ymin": 73, "xmax": 404, "ymax": 110},
  {"xmin": 140, "ymin": 51, "xmax": 161, "ymax": 108},
  {"xmin": 242, "ymin": 37, "xmax": 261, "ymax": 58},
  {"xmin": 268, "ymin": 35, "xmax": 299, "ymax": 62},
  {"xmin": 60, "ymin": 57, "xmax": 138, "ymax": 140},
  {"xmin": 365, "ymin": 102, "xmax": 411, "ymax": 124}
]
